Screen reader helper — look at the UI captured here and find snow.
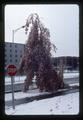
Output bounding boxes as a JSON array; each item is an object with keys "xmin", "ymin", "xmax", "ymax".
[
  {"xmin": 5, "ymin": 82, "xmax": 79, "ymax": 101},
  {"xmin": 5, "ymin": 92, "xmax": 79, "ymax": 115},
  {"xmin": 5, "ymin": 89, "xmax": 49, "ymax": 101},
  {"xmin": 5, "ymin": 71, "xmax": 79, "ymax": 115},
  {"xmin": 69, "ymin": 83, "xmax": 79, "ymax": 86},
  {"xmin": 63, "ymin": 72, "xmax": 79, "ymax": 79},
  {"xmin": 5, "ymin": 72, "xmax": 79, "ymax": 85},
  {"xmin": 5, "ymin": 76, "xmax": 26, "ymax": 85}
]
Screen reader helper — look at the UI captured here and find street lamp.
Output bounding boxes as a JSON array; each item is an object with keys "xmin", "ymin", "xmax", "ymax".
[
  {"xmin": 12, "ymin": 25, "xmax": 25, "ymax": 43},
  {"xmin": 11, "ymin": 25, "xmax": 25, "ymax": 109},
  {"xmin": 12, "ymin": 25, "xmax": 26, "ymax": 78}
]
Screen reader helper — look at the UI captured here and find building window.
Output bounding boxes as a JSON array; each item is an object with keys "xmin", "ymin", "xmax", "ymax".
[
  {"xmin": 20, "ymin": 55, "xmax": 22, "ymax": 58},
  {"xmin": 15, "ymin": 59, "xmax": 17, "ymax": 62},
  {"xmin": 10, "ymin": 44, "xmax": 12, "ymax": 47},
  {"xmin": 15, "ymin": 54, "xmax": 17, "ymax": 57},
  {"xmin": 10, "ymin": 49, "xmax": 12, "ymax": 52},
  {"xmin": 10, "ymin": 54, "xmax": 12, "ymax": 57},
  {"xmin": 15, "ymin": 44, "xmax": 17, "ymax": 48},
  {"xmin": 10, "ymin": 59, "xmax": 12, "ymax": 62},
  {"xmin": 15, "ymin": 50, "xmax": 17, "ymax": 53}
]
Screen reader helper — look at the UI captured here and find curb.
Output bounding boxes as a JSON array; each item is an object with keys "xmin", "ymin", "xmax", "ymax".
[{"xmin": 5, "ymin": 86, "xmax": 79, "ymax": 107}]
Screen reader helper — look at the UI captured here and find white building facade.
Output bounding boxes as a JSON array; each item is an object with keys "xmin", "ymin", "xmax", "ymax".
[{"xmin": 5, "ymin": 42, "xmax": 25, "ymax": 73}]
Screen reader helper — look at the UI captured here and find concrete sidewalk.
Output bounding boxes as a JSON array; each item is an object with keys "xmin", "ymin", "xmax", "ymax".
[{"xmin": 5, "ymin": 85, "xmax": 79, "ymax": 107}]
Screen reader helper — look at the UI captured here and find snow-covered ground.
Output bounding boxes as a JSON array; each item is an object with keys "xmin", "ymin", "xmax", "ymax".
[
  {"xmin": 5, "ymin": 71, "xmax": 79, "ymax": 85},
  {"xmin": 5, "ymin": 83, "xmax": 79, "ymax": 101},
  {"xmin": 5, "ymin": 76, "xmax": 26, "ymax": 85},
  {"xmin": 5, "ymin": 89, "xmax": 48, "ymax": 101},
  {"xmin": 63, "ymin": 72, "xmax": 79, "ymax": 79},
  {"xmin": 5, "ymin": 71, "xmax": 79, "ymax": 115},
  {"xmin": 69, "ymin": 83, "xmax": 79, "ymax": 86},
  {"xmin": 5, "ymin": 92, "xmax": 79, "ymax": 115}
]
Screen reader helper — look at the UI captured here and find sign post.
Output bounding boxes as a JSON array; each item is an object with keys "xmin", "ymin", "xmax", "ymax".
[
  {"xmin": 7, "ymin": 64, "xmax": 17, "ymax": 109},
  {"xmin": 11, "ymin": 76, "xmax": 15, "ymax": 109}
]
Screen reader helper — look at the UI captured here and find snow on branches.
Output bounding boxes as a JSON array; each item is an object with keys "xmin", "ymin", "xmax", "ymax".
[{"xmin": 19, "ymin": 13, "xmax": 64, "ymax": 92}]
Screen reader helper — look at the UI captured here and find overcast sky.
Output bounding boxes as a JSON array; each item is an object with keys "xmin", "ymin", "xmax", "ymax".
[{"xmin": 5, "ymin": 4, "xmax": 79, "ymax": 57}]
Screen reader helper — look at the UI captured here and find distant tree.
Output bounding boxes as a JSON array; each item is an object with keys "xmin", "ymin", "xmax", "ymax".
[{"xmin": 19, "ymin": 13, "xmax": 64, "ymax": 92}]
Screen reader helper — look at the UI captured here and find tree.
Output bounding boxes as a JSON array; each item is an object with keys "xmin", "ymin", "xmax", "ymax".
[{"xmin": 19, "ymin": 13, "xmax": 64, "ymax": 92}]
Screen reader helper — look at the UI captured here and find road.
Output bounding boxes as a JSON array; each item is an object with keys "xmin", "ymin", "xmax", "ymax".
[
  {"xmin": 5, "ymin": 77, "xmax": 79, "ymax": 93},
  {"xmin": 5, "ymin": 77, "xmax": 79, "ymax": 107},
  {"xmin": 64, "ymin": 77, "xmax": 79, "ymax": 84}
]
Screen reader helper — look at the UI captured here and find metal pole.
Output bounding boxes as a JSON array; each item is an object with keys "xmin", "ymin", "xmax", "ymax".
[
  {"xmin": 12, "ymin": 25, "xmax": 25, "ymax": 43},
  {"xmin": 10, "ymin": 26, "xmax": 25, "ymax": 109},
  {"xmin": 12, "ymin": 30, "xmax": 15, "ymax": 109},
  {"xmin": 11, "ymin": 76, "xmax": 15, "ymax": 109}
]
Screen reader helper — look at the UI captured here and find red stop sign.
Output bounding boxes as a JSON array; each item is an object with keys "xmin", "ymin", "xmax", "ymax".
[{"xmin": 7, "ymin": 65, "xmax": 17, "ymax": 76}]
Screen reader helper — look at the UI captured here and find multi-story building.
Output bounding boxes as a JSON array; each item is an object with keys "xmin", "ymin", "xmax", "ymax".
[
  {"xmin": 5, "ymin": 42, "xmax": 79, "ymax": 75},
  {"xmin": 5, "ymin": 42, "xmax": 25, "ymax": 73}
]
